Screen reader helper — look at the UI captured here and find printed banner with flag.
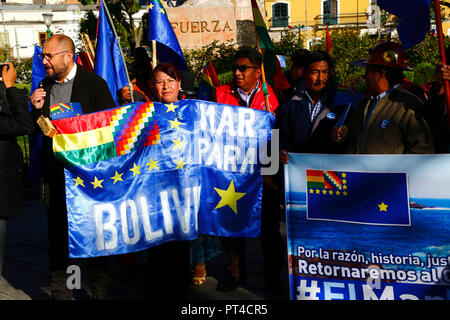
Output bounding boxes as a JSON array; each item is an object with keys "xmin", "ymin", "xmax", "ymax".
[
  {"xmin": 250, "ymin": 0, "xmax": 290, "ymax": 95},
  {"xmin": 376, "ymin": 0, "xmax": 430, "ymax": 49},
  {"xmin": 147, "ymin": 0, "xmax": 188, "ymax": 71},
  {"xmin": 285, "ymin": 153, "xmax": 450, "ymax": 300},
  {"xmin": 51, "ymin": 99, "xmax": 274, "ymax": 258},
  {"xmin": 50, "ymin": 102, "xmax": 83, "ymax": 120},
  {"xmin": 306, "ymin": 169, "xmax": 410, "ymax": 226},
  {"xmin": 94, "ymin": 0, "xmax": 129, "ymax": 106},
  {"xmin": 197, "ymin": 62, "xmax": 220, "ymax": 100}
]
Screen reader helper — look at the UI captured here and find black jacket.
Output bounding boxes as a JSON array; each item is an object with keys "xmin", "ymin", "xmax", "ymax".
[
  {"xmin": 0, "ymin": 85, "xmax": 34, "ymax": 218},
  {"xmin": 31, "ymin": 64, "xmax": 115, "ymax": 184}
]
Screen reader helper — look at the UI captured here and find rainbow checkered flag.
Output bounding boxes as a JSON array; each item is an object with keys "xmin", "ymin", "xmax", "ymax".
[
  {"xmin": 50, "ymin": 99, "xmax": 274, "ymax": 258},
  {"xmin": 197, "ymin": 62, "xmax": 220, "ymax": 100}
]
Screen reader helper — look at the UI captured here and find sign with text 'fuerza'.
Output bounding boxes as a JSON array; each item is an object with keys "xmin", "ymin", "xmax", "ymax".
[
  {"xmin": 285, "ymin": 154, "xmax": 450, "ymax": 300},
  {"xmin": 52, "ymin": 100, "xmax": 274, "ymax": 258}
]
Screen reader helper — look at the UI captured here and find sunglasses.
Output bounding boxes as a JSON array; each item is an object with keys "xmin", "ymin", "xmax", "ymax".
[{"xmin": 232, "ymin": 64, "xmax": 259, "ymax": 72}]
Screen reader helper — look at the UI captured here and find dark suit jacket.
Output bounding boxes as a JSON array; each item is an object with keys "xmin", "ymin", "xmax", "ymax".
[
  {"xmin": 0, "ymin": 86, "xmax": 34, "ymax": 218},
  {"xmin": 31, "ymin": 64, "xmax": 115, "ymax": 185},
  {"xmin": 345, "ymin": 87, "xmax": 434, "ymax": 154},
  {"xmin": 276, "ymin": 93, "xmax": 349, "ymax": 154}
]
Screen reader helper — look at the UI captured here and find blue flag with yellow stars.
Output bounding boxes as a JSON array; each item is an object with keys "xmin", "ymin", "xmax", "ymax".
[
  {"xmin": 306, "ymin": 170, "xmax": 410, "ymax": 226},
  {"xmin": 147, "ymin": 0, "xmax": 188, "ymax": 71},
  {"xmin": 51, "ymin": 99, "xmax": 274, "ymax": 258}
]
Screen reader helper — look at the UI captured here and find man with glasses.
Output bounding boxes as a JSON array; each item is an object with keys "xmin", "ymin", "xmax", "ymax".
[
  {"xmin": 30, "ymin": 34, "xmax": 115, "ymax": 300},
  {"xmin": 213, "ymin": 47, "xmax": 278, "ymax": 112},
  {"xmin": 212, "ymin": 48, "xmax": 281, "ymax": 292}
]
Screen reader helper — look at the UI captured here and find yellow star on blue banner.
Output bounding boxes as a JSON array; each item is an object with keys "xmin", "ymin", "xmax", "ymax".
[{"xmin": 214, "ymin": 180, "xmax": 246, "ymax": 215}]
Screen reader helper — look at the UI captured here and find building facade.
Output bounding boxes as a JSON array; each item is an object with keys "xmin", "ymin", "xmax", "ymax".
[{"xmin": 265, "ymin": 0, "xmax": 450, "ymax": 49}]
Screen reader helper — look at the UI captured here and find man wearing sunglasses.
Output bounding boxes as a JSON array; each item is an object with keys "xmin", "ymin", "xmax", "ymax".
[
  {"xmin": 213, "ymin": 48, "xmax": 281, "ymax": 293},
  {"xmin": 30, "ymin": 34, "xmax": 115, "ymax": 300},
  {"xmin": 213, "ymin": 48, "xmax": 278, "ymax": 112}
]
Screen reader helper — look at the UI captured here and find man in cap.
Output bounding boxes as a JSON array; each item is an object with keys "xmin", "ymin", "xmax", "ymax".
[{"xmin": 332, "ymin": 42, "xmax": 434, "ymax": 154}]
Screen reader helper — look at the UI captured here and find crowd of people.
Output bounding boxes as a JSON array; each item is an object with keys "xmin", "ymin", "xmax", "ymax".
[{"xmin": 0, "ymin": 33, "xmax": 449, "ymax": 300}]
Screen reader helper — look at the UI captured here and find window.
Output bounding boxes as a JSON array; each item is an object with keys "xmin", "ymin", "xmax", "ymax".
[
  {"xmin": 39, "ymin": 32, "xmax": 50, "ymax": 47},
  {"xmin": 323, "ymin": 0, "xmax": 338, "ymax": 25},
  {"xmin": 272, "ymin": 3, "xmax": 289, "ymax": 28}
]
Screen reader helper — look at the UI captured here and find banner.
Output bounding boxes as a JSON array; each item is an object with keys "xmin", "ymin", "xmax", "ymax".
[
  {"xmin": 285, "ymin": 154, "xmax": 450, "ymax": 300},
  {"xmin": 52, "ymin": 99, "xmax": 274, "ymax": 258}
]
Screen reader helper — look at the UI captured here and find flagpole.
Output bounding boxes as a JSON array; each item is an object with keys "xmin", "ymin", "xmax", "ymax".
[
  {"xmin": 251, "ymin": 1, "xmax": 270, "ymax": 112},
  {"xmin": 101, "ymin": 0, "xmax": 134, "ymax": 102},
  {"xmin": 434, "ymin": 0, "xmax": 450, "ymax": 126}
]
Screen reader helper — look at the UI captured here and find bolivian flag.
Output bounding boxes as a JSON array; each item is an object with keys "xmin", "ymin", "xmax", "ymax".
[{"xmin": 52, "ymin": 101, "xmax": 160, "ymax": 166}]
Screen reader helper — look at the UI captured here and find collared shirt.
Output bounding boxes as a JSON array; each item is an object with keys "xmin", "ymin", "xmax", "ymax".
[
  {"xmin": 57, "ymin": 63, "xmax": 77, "ymax": 84},
  {"xmin": 364, "ymin": 84, "xmax": 400, "ymax": 127},
  {"xmin": 293, "ymin": 82, "xmax": 329, "ymax": 123},
  {"xmin": 236, "ymin": 80, "xmax": 260, "ymax": 108}
]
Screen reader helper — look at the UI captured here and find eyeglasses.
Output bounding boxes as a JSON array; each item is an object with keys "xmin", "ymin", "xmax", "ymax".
[
  {"xmin": 232, "ymin": 64, "xmax": 259, "ymax": 72},
  {"xmin": 38, "ymin": 50, "xmax": 69, "ymax": 61}
]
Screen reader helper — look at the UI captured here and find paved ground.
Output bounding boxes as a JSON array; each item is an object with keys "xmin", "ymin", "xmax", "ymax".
[{"xmin": 0, "ymin": 188, "xmax": 291, "ymax": 301}]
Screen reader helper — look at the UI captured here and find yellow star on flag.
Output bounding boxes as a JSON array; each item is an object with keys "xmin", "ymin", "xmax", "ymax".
[
  {"xmin": 160, "ymin": 8, "xmax": 165, "ymax": 14},
  {"xmin": 111, "ymin": 171, "xmax": 124, "ymax": 184},
  {"xmin": 214, "ymin": 180, "xmax": 246, "ymax": 215},
  {"xmin": 91, "ymin": 176, "xmax": 104, "ymax": 189},
  {"xmin": 146, "ymin": 158, "xmax": 159, "ymax": 172},
  {"xmin": 174, "ymin": 158, "xmax": 186, "ymax": 170},
  {"xmin": 378, "ymin": 202, "xmax": 388, "ymax": 212},
  {"xmin": 341, "ymin": 172, "xmax": 346, "ymax": 178},
  {"xmin": 172, "ymin": 137, "xmax": 185, "ymax": 150},
  {"xmin": 73, "ymin": 176, "xmax": 85, "ymax": 188},
  {"xmin": 148, "ymin": 3, "xmax": 154, "ymax": 10},
  {"xmin": 169, "ymin": 118, "xmax": 183, "ymax": 130},
  {"xmin": 165, "ymin": 103, "xmax": 178, "ymax": 113},
  {"xmin": 322, "ymin": 189, "xmax": 327, "ymax": 194},
  {"xmin": 130, "ymin": 163, "xmax": 141, "ymax": 177}
]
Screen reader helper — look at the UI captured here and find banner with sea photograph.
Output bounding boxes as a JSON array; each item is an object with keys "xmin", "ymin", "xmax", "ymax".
[{"xmin": 284, "ymin": 154, "xmax": 450, "ymax": 300}]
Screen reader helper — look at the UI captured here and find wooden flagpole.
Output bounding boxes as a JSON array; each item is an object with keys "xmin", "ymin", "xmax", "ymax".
[
  {"xmin": 434, "ymin": 0, "xmax": 450, "ymax": 126},
  {"xmin": 251, "ymin": 3, "xmax": 271, "ymax": 112}
]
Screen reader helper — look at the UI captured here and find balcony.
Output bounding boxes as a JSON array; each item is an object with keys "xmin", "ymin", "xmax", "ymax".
[
  {"xmin": 269, "ymin": 16, "xmax": 289, "ymax": 29},
  {"xmin": 314, "ymin": 12, "xmax": 369, "ymax": 28}
]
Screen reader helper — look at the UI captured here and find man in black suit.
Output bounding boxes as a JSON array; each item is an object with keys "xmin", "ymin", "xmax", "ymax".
[
  {"xmin": 31, "ymin": 34, "xmax": 115, "ymax": 300},
  {"xmin": 0, "ymin": 62, "xmax": 34, "ymax": 282}
]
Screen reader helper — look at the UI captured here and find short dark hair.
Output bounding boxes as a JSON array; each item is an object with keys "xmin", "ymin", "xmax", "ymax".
[
  {"xmin": 367, "ymin": 64, "xmax": 404, "ymax": 87},
  {"xmin": 291, "ymin": 49, "xmax": 310, "ymax": 68},
  {"xmin": 235, "ymin": 47, "xmax": 263, "ymax": 67},
  {"xmin": 152, "ymin": 62, "xmax": 181, "ymax": 82},
  {"xmin": 304, "ymin": 50, "xmax": 335, "ymax": 75}
]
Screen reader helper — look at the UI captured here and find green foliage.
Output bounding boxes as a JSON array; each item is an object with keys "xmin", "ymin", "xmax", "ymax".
[
  {"xmin": 310, "ymin": 28, "xmax": 377, "ymax": 88},
  {"xmin": 272, "ymin": 29, "xmax": 305, "ymax": 68},
  {"xmin": 13, "ymin": 58, "xmax": 33, "ymax": 84},
  {"xmin": 406, "ymin": 33, "xmax": 450, "ymax": 68},
  {"xmin": 412, "ymin": 63, "xmax": 436, "ymax": 85},
  {"xmin": 183, "ymin": 40, "xmax": 237, "ymax": 86}
]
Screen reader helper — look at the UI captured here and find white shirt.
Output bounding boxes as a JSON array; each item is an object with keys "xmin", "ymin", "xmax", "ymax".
[
  {"xmin": 57, "ymin": 63, "xmax": 77, "ymax": 83},
  {"xmin": 237, "ymin": 80, "xmax": 260, "ymax": 108}
]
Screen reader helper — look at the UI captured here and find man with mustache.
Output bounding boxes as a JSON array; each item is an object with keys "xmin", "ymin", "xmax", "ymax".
[{"xmin": 277, "ymin": 50, "xmax": 343, "ymax": 164}]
